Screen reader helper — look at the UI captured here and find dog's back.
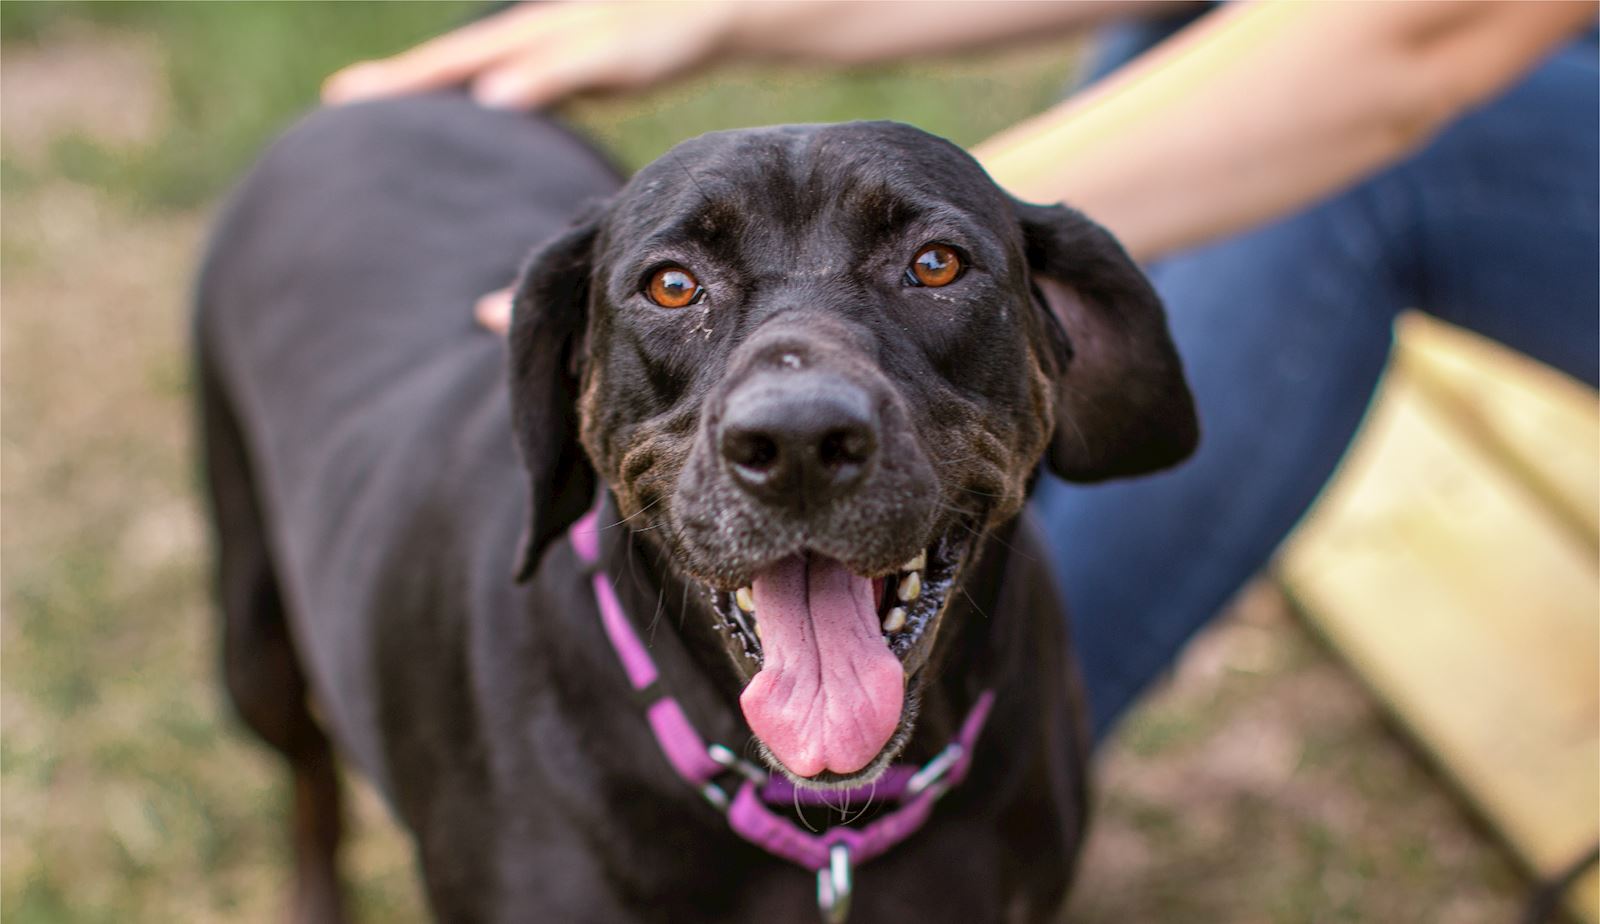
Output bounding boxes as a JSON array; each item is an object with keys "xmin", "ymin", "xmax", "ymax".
[{"xmin": 196, "ymin": 96, "xmax": 619, "ymax": 791}]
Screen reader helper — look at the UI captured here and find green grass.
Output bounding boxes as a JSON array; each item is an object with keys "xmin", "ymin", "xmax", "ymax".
[{"xmin": 6, "ymin": 1, "xmax": 466, "ymax": 208}]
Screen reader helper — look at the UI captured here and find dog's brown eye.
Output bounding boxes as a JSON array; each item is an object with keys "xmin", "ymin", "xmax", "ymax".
[
  {"xmin": 646, "ymin": 266, "xmax": 702, "ymax": 308},
  {"xmin": 908, "ymin": 244, "xmax": 961, "ymax": 287}
]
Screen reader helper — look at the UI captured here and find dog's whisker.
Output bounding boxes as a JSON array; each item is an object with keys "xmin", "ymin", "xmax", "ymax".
[
  {"xmin": 933, "ymin": 499, "xmax": 985, "ymax": 521},
  {"xmin": 603, "ymin": 495, "xmax": 661, "ymax": 530},
  {"xmin": 792, "ymin": 786, "xmax": 820, "ymax": 833},
  {"xmin": 672, "ymin": 154, "xmax": 714, "ymax": 209},
  {"xmin": 1055, "ymin": 392, "xmax": 1091, "ymax": 455},
  {"xmin": 960, "ymin": 586, "xmax": 990, "ymax": 622},
  {"xmin": 647, "ymin": 586, "xmax": 666, "ymax": 645},
  {"xmin": 624, "ymin": 519, "xmax": 643, "ymax": 604},
  {"xmin": 858, "ymin": 783, "xmax": 879, "ymax": 824},
  {"xmin": 840, "ymin": 781, "xmax": 875, "ymax": 826}
]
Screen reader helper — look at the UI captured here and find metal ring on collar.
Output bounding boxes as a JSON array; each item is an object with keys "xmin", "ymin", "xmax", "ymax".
[{"xmin": 816, "ymin": 842, "xmax": 853, "ymax": 923}]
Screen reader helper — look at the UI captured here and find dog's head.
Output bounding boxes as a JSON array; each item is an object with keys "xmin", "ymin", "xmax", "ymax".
[{"xmin": 508, "ymin": 122, "xmax": 1195, "ymax": 785}]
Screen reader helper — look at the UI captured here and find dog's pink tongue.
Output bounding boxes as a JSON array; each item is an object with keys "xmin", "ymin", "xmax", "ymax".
[{"xmin": 739, "ymin": 555, "xmax": 904, "ymax": 778}]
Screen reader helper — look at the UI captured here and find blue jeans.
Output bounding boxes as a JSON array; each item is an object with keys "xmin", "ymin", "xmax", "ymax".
[{"xmin": 1035, "ymin": 12, "xmax": 1600, "ymax": 742}]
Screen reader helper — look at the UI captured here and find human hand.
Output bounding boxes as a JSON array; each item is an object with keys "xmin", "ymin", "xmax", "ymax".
[
  {"xmin": 323, "ymin": 2, "xmax": 739, "ymax": 110},
  {"xmin": 475, "ymin": 287, "xmax": 514, "ymax": 336}
]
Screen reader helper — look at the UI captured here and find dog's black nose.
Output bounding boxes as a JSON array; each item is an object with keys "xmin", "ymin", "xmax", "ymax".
[{"xmin": 720, "ymin": 374, "xmax": 877, "ymax": 510}]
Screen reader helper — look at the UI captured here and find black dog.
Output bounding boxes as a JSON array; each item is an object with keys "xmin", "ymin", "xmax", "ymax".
[{"xmin": 197, "ymin": 95, "xmax": 1195, "ymax": 923}]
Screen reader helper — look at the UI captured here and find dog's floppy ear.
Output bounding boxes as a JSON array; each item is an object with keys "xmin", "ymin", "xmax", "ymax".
[
  {"xmin": 508, "ymin": 207, "xmax": 606, "ymax": 582},
  {"xmin": 1013, "ymin": 199, "xmax": 1199, "ymax": 481}
]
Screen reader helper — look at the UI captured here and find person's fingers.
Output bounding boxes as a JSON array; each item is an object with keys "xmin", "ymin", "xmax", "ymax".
[
  {"xmin": 472, "ymin": 10, "xmax": 726, "ymax": 110},
  {"xmin": 323, "ymin": 4, "xmax": 563, "ymax": 103},
  {"xmin": 475, "ymin": 287, "xmax": 514, "ymax": 336},
  {"xmin": 471, "ymin": 49, "xmax": 600, "ymax": 110},
  {"xmin": 325, "ymin": 2, "xmax": 734, "ymax": 108}
]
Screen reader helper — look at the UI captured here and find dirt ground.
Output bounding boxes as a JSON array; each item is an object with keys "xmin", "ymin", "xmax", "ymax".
[{"xmin": 1, "ymin": 19, "xmax": 1535, "ymax": 924}]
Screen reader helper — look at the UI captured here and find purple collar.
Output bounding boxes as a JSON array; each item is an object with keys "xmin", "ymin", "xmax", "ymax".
[{"xmin": 570, "ymin": 507, "xmax": 995, "ymax": 923}]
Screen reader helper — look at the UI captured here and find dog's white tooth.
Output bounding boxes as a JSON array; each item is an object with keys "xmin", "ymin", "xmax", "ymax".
[
  {"xmin": 900, "ymin": 550, "xmax": 926, "ymax": 573},
  {"xmin": 882, "ymin": 607, "xmax": 907, "ymax": 633},
  {"xmin": 735, "ymin": 587, "xmax": 755, "ymax": 613},
  {"xmin": 898, "ymin": 571, "xmax": 921, "ymax": 602}
]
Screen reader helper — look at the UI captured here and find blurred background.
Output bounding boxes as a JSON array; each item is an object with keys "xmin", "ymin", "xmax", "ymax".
[{"xmin": 2, "ymin": 3, "xmax": 1594, "ymax": 922}]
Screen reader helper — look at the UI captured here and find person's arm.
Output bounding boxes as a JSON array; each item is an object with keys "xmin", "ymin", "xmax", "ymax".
[
  {"xmin": 324, "ymin": 0, "xmax": 1184, "ymax": 109},
  {"xmin": 974, "ymin": 1, "xmax": 1597, "ymax": 262}
]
